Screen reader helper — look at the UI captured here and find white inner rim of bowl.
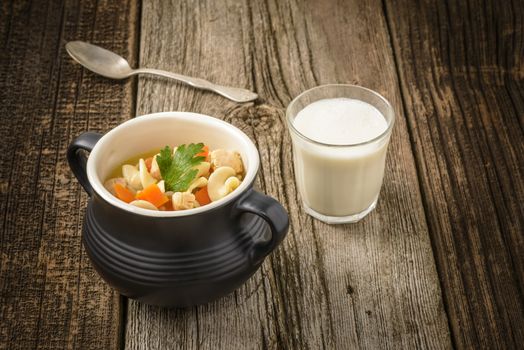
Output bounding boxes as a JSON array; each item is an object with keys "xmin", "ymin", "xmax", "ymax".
[{"xmin": 86, "ymin": 112, "xmax": 260, "ymax": 217}]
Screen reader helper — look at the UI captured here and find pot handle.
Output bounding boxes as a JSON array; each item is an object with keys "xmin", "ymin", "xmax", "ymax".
[
  {"xmin": 67, "ymin": 132, "xmax": 103, "ymax": 196},
  {"xmin": 236, "ymin": 189, "xmax": 289, "ymax": 263}
]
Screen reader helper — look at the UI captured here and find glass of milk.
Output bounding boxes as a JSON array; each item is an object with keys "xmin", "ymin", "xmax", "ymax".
[{"xmin": 286, "ymin": 84, "xmax": 394, "ymax": 224}]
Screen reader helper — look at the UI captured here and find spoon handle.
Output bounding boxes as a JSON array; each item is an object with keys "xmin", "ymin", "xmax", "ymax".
[{"xmin": 133, "ymin": 68, "xmax": 257, "ymax": 103}]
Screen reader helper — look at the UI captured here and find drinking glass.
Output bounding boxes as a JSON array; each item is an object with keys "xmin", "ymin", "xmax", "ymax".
[{"xmin": 286, "ymin": 84, "xmax": 395, "ymax": 224}]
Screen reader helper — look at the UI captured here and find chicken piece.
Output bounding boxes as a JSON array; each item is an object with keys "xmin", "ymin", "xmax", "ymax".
[
  {"xmin": 209, "ymin": 149, "xmax": 244, "ymax": 175},
  {"xmin": 172, "ymin": 192, "xmax": 199, "ymax": 210}
]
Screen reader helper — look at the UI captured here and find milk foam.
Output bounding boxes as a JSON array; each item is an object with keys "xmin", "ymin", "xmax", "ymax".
[{"xmin": 293, "ymin": 98, "xmax": 387, "ymax": 145}]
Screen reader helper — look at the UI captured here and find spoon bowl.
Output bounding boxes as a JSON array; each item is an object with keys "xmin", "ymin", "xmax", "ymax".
[{"xmin": 66, "ymin": 41, "xmax": 133, "ymax": 80}]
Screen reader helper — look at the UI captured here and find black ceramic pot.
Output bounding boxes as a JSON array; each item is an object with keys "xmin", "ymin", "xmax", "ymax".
[{"xmin": 67, "ymin": 112, "xmax": 289, "ymax": 307}]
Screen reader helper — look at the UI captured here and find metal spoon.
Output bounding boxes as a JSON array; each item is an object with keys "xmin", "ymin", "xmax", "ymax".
[{"xmin": 65, "ymin": 41, "xmax": 258, "ymax": 103}]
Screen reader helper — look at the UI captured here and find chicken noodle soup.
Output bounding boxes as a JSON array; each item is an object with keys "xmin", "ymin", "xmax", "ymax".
[{"xmin": 104, "ymin": 143, "xmax": 245, "ymax": 211}]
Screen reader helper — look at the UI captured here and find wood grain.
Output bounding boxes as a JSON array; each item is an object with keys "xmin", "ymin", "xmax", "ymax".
[
  {"xmin": 0, "ymin": 0, "xmax": 138, "ymax": 349},
  {"xmin": 384, "ymin": 0, "xmax": 524, "ymax": 348},
  {"xmin": 125, "ymin": 0, "xmax": 451, "ymax": 348}
]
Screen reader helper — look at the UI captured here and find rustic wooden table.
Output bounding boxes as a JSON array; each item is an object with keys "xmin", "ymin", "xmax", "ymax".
[{"xmin": 1, "ymin": 0, "xmax": 523, "ymax": 349}]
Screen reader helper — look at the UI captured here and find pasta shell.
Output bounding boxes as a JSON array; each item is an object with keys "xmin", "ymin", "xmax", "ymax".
[{"xmin": 139, "ymin": 158, "xmax": 157, "ymax": 189}]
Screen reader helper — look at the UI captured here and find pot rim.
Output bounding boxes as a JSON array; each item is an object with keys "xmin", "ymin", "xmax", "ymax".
[{"xmin": 86, "ymin": 111, "xmax": 260, "ymax": 217}]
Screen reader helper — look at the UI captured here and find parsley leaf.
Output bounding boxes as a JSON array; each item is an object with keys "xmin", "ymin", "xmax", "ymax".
[{"xmin": 156, "ymin": 143, "xmax": 205, "ymax": 192}]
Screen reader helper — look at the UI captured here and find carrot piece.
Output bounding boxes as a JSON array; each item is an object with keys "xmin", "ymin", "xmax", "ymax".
[
  {"xmin": 136, "ymin": 183, "xmax": 169, "ymax": 208},
  {"xmin": 195, "ymin": 186, "xmax": 211, "ymax": 206},
  {"xmin": 196, "ymin": 145, "xmax": 209, "ymax": 160},
  {"xmin": 113, "ymin": 183, "xmax": 135, "ymax": 203},
  {"xmin": 159, "ymin": 201, "xmax": 174, "ymax": 211}
]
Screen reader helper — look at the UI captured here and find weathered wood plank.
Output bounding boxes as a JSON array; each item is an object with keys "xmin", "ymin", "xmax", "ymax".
[
  {"xmin": 125, "ymin": 0, "xmax": 451, "ymax": 349},
  {"xmin": 384, "ymin": 0, "xmax": 524, "ymax": 348},
  {"xmin": 0, "ymin": 0, "xmax": 138, "ymax": 349}
]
